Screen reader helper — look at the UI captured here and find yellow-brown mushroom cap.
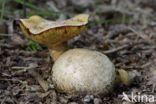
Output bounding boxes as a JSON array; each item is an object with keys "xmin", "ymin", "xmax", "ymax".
[{"xmin": 16, "ymin": 14, "xmax": 89, "ymax": 48}]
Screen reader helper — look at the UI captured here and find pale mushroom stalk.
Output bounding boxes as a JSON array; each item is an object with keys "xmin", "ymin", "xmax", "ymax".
[{"xmin": 48, "ymin": 43, "xmax": 68, "ymax": 61}]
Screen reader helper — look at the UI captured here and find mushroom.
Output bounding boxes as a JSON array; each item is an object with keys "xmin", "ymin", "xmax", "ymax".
[
  {"xmin": 15, "ymin": 14, "xmax": 89, "ymax": 61},
  {"xmin": 52, "ymin": 49, "xmax": 136, "ymax": 95},
  {"xmin": 16, "ymin": 14, "xmax": 131, "ymax": 95},
  {"xmin": 52, "ymin": 48, "xmax": 115, "ymax": 95}
]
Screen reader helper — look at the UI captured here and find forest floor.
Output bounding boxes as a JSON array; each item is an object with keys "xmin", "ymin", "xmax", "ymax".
[{"xmin": 0, "ymin": 0, "xmax": 156, "ymax": 104}]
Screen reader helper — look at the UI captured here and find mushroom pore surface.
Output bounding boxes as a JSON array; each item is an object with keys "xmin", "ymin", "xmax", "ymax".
[{"xmin": 52, "ymin": 48, "xmax": 115, "ymax": 95}]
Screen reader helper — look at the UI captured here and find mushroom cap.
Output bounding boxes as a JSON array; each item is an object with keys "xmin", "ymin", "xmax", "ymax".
[
  {"xmin": 17, "ymin": 14, "xmax": 89, "ymax": 48},
  {"xmin": 52, "ymin": 49, "xmax": 115, "ymax": 95}
]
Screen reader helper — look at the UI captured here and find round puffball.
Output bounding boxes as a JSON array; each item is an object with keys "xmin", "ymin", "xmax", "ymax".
[{"xmin": 52, "ymin": 48, "xmax": 115, "ymax": 95}]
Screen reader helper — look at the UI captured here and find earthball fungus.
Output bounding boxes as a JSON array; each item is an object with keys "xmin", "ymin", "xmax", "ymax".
[
  {"xmin": 52, "ymin": 48, "xmax": 115, "ymax": 94},
  {"xmin": 16, "ymin": 14, "xmax": 130, "ymax": 95}
]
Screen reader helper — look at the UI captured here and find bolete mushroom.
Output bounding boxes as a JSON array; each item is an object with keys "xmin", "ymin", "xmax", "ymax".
[
  {"xmin": 16, "ymin": 14, "xmax": 131, "ymax": 95},
  {"xmin": 15, "ymin": 14, "xmax": 89, "ymax": 61}
]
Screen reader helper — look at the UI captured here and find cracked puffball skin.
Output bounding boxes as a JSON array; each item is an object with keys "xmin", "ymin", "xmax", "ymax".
[{"xmin": 52, "ymin": 48, "xmax": 116, "ymax": 95}]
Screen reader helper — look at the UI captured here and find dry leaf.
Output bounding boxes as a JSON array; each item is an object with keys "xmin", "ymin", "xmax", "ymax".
[{"xmin": 17, "ymin": 14, "xmax": 89, "ymax": 48}]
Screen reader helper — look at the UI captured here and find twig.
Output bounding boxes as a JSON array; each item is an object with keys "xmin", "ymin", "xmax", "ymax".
[
  {"xmin": 1, "ymin": 97, "xmax": 6, "ymax": 104},
  {"xmin": 13, "ymin": 64, "xmax": 49, "ymax": 92},
  {"xmin": 0, "ymin": 0, "xmax": 6, "ymax": 20},
  {"xmin": 127, "ymin": 27, "xmax": 154, "ymax": 44},
  {"xmin": 28, "ymin": 69, "xmax": 49, "ymax": 92},
  {"xmin": 12, "ymin": 64, "xmax": 38, "ymax": 74},
  {"xmin": 103, "ymin": 44, "xmax": 129, "ymax": 54},
  {"xmin": 152, "ymin": 84, "xmax": 155, "ymax": 93},
  {"xmin": 0, "ymin": 44, "xmax": 15, "ymax": 48},
  {"xmin": 0, "ymin": 78, "xmax": 25, "ymax": 84},
  {"xmin": 0, "ymin": 33, "xmax": 11, "ymax": 37},
  {"xmin": 23, "ymin": 0, "xmax": 27, "ymax": 17}
]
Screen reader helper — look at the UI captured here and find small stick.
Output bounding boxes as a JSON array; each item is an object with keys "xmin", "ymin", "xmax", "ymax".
[
  {"xmin": 127, "ymin": 27, "xmax": 154, "ymax": 44},
  {"xmin": 152, "ymin": 84, "xmax": 156, "ymax": 93},
  {"xmin": 28, "ymin": 69, "xmax": 49, "ymax": 92},
  {"xmin": 12, "ymin": 64, "xmax": 49, "ymax": 92},
  {"xmin": 103, "ymin": 44, "xmax": 129, "ymax": 54},
  {"xmin": 23, "ymin": 0, "xmax": 27, "ymax": 17},
  {"xmin": 12, "ymin": 64, "xmax": 38, "ymax": 74},
  {"xmin": 0, "ymin": 33, "xmax": 11, "ymax": 37},
  {"xmin": 0, "ymin": 0, "xmax": 6, "ymax": 20}
]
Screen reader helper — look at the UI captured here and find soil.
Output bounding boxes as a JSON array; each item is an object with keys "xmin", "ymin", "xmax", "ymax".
[{"xmin": 0, "ymin": 0, "xmax": 156, "ymax": 104}]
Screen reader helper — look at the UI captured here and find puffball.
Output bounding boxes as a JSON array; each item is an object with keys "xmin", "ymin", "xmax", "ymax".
[{"xmin": 52, "ymin": 49, "xmax": 115, "ymax": 95}]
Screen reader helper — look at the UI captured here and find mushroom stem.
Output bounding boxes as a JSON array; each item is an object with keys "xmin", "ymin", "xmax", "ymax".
[
  {"xmin": 49, "ymin": 44, "xmax": 68, "ymax": 61},
  {"xmin": 116, "ymin": 69, "xmax": 130, "ymax": 86}
]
